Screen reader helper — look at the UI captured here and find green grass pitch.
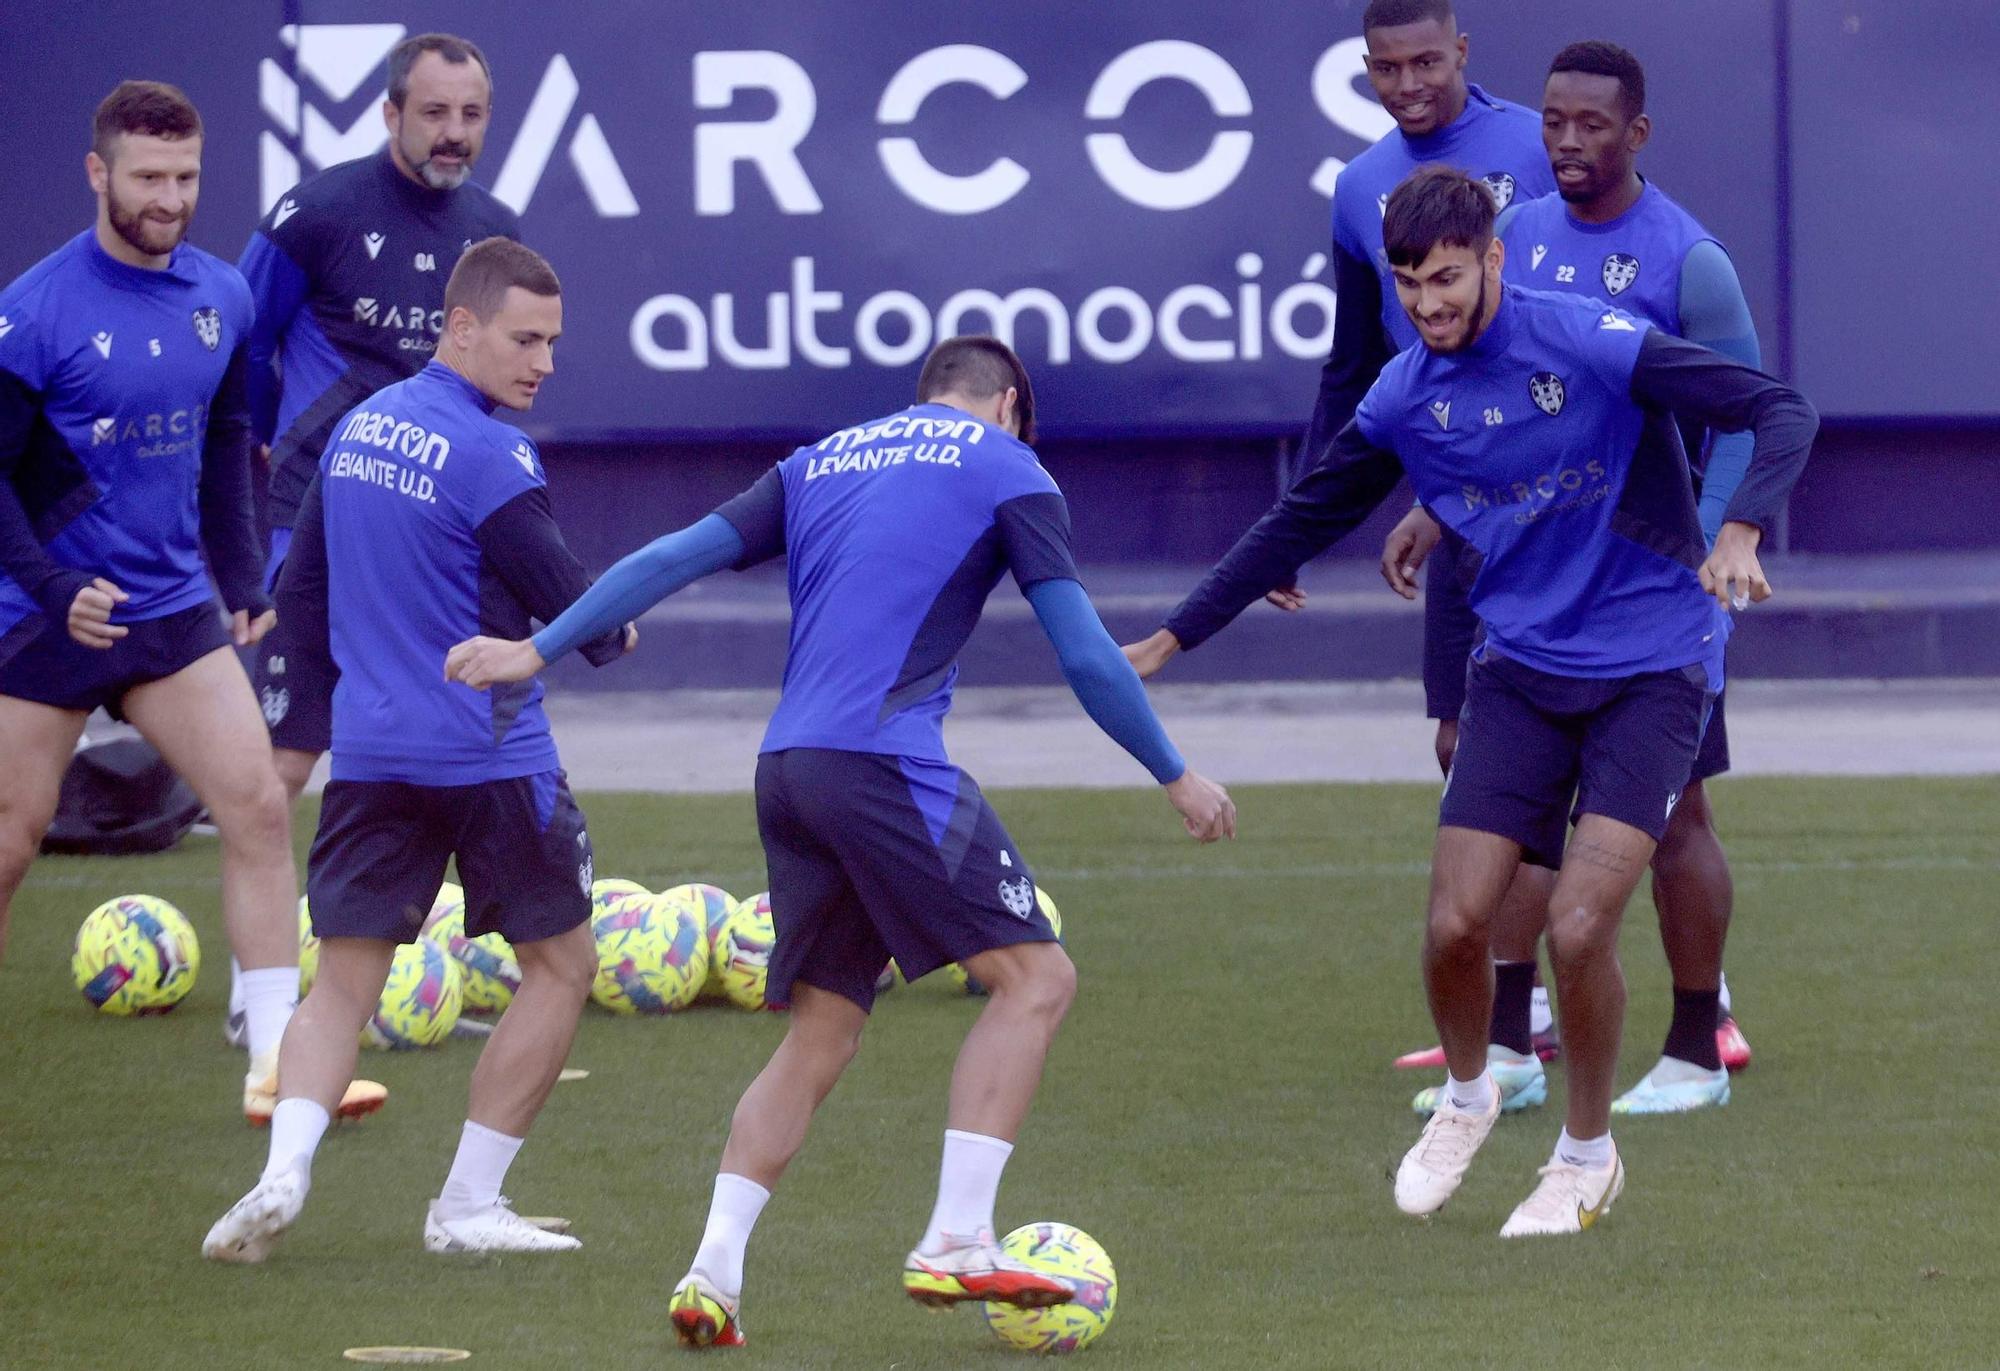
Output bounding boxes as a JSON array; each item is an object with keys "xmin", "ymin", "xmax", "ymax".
[{"xmin": 2, "ymin": 777, "xmax": 1995, "ymax": 1368}]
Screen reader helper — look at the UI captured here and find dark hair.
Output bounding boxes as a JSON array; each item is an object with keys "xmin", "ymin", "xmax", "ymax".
[
  {"xmin": 917, "ymin": 336, "xmax": 1036, "ymax": 445},
  {"xmin": 92, "ymin": 81, "xmax": 202, "ymax": 160},
  {"xmin": 1549, "ymin": 40, "xmax": 1646, "ymax": 119},
  {"xmin": 387, "ymin": 33, "xmax": 492, "ymax": 108},
  {"xmin": 444, "ymin": 238, "xmax": 560, "ymax": 320},
  {"xmin": 1362, "ymin": 0, "xmax": 1455, "ymax": 34},
  {"xmin": 1383, "ymin": 165, "xmax": 1495, "ymax": 268}
]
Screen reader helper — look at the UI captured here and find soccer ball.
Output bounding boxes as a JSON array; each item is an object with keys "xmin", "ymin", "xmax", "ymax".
[
  {"xmin": 591, "ymin": 877, "xmax": 650, "ymax": 916},
  {"xmin": 71, "ymin": 895, "xmax": 200, "ymax": 1015},
  {"xmin": 590, "ymin": 889, "xmax": 710, "ymax": 1014},
  {"xmin": 713, "ymin": 892, "xmax": 777, "ymax": 1010},
  {"xmin": 947, "ymin": 887, "xmax": 1064, "ymax": 994},
  {"xmin": 431, "ymin": 880, "xmax": 462, "ymax": 917},
  {"xmin": 360, "ymin": 937, "xmax": 462, "ymax": 1049},
  {"xmin": 980, "ymin": 1222, "xmax": 1117, "ymax": 1354},
  {"xmin": 296, "ymin": 897, "xmax": 320, "ymax": 995},
  {"xmin": 423, "ymin": 900, "xmax": 521, "ymax": 1015},
  {"xmin": 667, "ymin": 882, "xmax": 738, "ymax": 1001}
]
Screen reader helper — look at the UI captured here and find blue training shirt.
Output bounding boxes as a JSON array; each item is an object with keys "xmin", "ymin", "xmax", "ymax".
[
  {"xmin": 240, "ymin": 152, "xmax": 518, "ymax": 530},
  {"xmin": 1332, "ymin": 84, "xmax": 1557, "ymax": 352},
  {"xmin": 711, "ymin": 403, "xmax": 1078, "ymax": 763},
  {"xmin": 0, "ymin": 230, "xmax": 260, "ymax": 645},
  {"xmin": 1501, "ymin": 180, "xmax": 1718, "ymax": 335},
  {"xmin": 280, "ymin": 361, "xmax": 621, "ymax": 785}
]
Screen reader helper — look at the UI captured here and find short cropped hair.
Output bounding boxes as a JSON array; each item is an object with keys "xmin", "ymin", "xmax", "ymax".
[
  {"xmin": 1383, "ymin": 165, "xmax": 1496, "ymax": 268},
  {"xmin": 92, "ymin": 81, "xmax": 202, "ymax": 161},
  {"xmin": 387, "ymin": 33, "xmax": 493, "ymax": 108},
  {"xmin": 1549, "ymin": 40, "xmax": 1647, "ymax": 120},
  {"xmin": 1362, "ymin": 0, "xmax": 1455, "ymax": 34},
  {"xmin": 443, "ymin": 238, "xmax": 560, "ymax": 321},
  {"xmin": 917, "ymin": 336, "xmax": 1036, "ymax": 445}
]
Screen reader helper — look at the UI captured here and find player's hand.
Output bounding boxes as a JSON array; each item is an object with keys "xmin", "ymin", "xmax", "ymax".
[
  {"xmin": 620, "ymin": 623, "xmax": 639, "ymax": 655},
  {"xmin": 1121, "ymin": 628, "xmax": 1182, "ymax": 680},
  {"xmin": 1264, "ymin": 585, "xmax": 1308, "ymax": 612},
  {"xmin": 1433, "ymin": 717, "xmax": 1459, "ymax": 777},
  {"xmin": 1164, "ymin": 767, "xmax": 1236, "ymax": 842},
  {"xmin": 68, "ymin": 578, "xmax": 129, "ymax": 649},
  {"xmin": 1382, "ymin": 508, "xmax": 1443, "ymax": 600},
  {"xmin": 1699, "ymin": 521, "xmax": 1771, "ymax": 610},
  {"xmin": 445, "ymin": 636, "xmax": 546, "ymax": 690},
  {"xmin": 232, "ymin": 607, "xmax": 277, "ymax": 647}
]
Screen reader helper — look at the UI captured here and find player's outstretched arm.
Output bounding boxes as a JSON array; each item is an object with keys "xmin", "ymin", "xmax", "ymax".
[
  {"xmin": 1025, "ymin": 577, "xmax": 1234, "ymax": 842},
  {"xmin": 198, "ymin": 345, "xmax": 276, "ymax": 645},
  {"xmin": 446, "ymin": 514, "xmax": 747, "ymax": 690},
  {"xmin": 1152, "ymin": 420, "xmax": 1406, "ymax": 662},
  {"xmin": 1626, "ymin": 330, "xmax": 1818, "ymax": 608}
]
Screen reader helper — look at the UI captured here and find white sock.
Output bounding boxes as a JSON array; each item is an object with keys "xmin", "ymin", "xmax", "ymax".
[
  {"xmin": 228, "ymin": 957, "xmax": 244, "ymax": 1016},
  {"xmin": 260, "ymin": 1097, "xmax": 330, "ymax": 1185},
  {"xmin": 690, "ymin": 1173, "xmax": 771, "ymax": 1299},
  {"xmin": 1529, "ymin": 985, "xmax": 1553, "ymax": 1037},
  {"xmin": 920, "ymin": 1129, "xmax": 1014, "ymax": 1252},
  {"xmin": 1446, "ymin": 1070, "xmax": 1496, "ymax": 1112},
  {"xmin": 436, "ymin": 1120, "xmax": 525, "ymax": 1220},
  {"xmin": 1555, "ymin": 1128, "xmax": 1614, "ymax": 1169},
  {"xmin": 1718, "ymin": 972, "xmax": 1733, "ymax": 1015},
  {"xmin": 239, "ymin": 966, "xmax": 299, "ymax": 1061}
]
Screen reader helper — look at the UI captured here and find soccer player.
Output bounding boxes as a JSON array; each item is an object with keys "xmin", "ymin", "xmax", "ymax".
[
  {"xmin": 1127, "ymin": 168, "xmax": 1815, "ymax": 1235},
  {"xmin": 1382, "ymin": 42, "xmax": 1761, "ymax": 1116},
  {"xmin": 0, "ymin": 81, "xmax": 383, "ymax": 1126},
  {"xmin": 1279, "ymin": 0, "xmax": 1568, "ymax": 1071},
  {"xmin": 444, "ymin": 336, "xmax": 1236, "ymax": 1344},
  {"xmin": 228, "ymin": 33, "xmax": 518, "ymax": 1046},
  {"xmin": 202, "ymin": 240, "xmax": 633, "ymax": 1263}
]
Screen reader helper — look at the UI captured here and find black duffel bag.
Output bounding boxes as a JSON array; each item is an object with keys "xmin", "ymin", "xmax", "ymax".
[{"xmin": 40, "ymin": 737, "xmax": 204, "ymax": 856}]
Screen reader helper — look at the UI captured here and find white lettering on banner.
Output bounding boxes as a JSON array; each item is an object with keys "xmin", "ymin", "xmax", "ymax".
[
  {"xmin": 630, "ymin": 254, "xmax": 1334, "ymax": 374},
  {"xmin": 264, "ymin": 32, "xmax": 1407, "ymax": 217},
  {"xmin": 1084, "ymin": 41, "xmax": 1254, "ymax": 211},
  {"xmin": 1308, "ymin": 37, "xmax": 1396, "ymax": 198},
  {"xmin": 694, "ymin": 51, "xmax": 822, "ymax": 216}
]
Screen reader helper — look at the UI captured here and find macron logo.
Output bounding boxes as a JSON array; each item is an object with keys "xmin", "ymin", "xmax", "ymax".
[
  {"xmin": 1531, "ymin": 244, "xmax": 1548, "ymax": 270},
  {"xmin": 0, "ymin": 316, "xmax": 13, "ymax": 341},
  {"xmin": 91, "ymin": 331, "xmax": 113, "ymax": 359},
  {"xmin": 1598, "ymin": 312, "xmax": 1638, "ymax": 333},
  {"xmin": 272, "ymin": 197, "xmax": 301, "ymax": 229},
  {"xmin": 1429, "ymin": 399, "xmax": 1451, "ymax": 430},
  {"xmin": 363, "ymin": 231, "xmax": 385, "ymax": 259},
  {"xmin": 511, "ymin": 441, "xmax": 538, "ymax": 476}
]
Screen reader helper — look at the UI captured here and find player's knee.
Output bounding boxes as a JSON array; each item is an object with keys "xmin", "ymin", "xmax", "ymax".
[
  {"xmin": 1423, "ymin": 897, "xmax": 1487, "ymax": 963},
  {"xmin": 271, "ymin": 749, "xmax": 318, "ymax": 802},
  {"xmin": 1545, "ymin": 902, "xmax": 1616, "ymax": 966},
  {"xmin": 525, "ymin": 926, "xmax": 598, "ymax": 1001},
  {"xmin": 0, "ymin": 800, "xmax": 54, "ymax": 883},
  {"xmin": 977, "ymin": 942, "xmax": 1077, "ymax": 1024},
  {"xmin": 213, "ymin": 767, "xmax": 293, "ymax": 856}
]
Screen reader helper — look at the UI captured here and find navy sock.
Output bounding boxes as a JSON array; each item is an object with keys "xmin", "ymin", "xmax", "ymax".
[
  {"xmin": 1488, "ymin": 960, "xmax": 1536, "ymax": 1056},
  {"xmin": 1663, "ymin": 987, "xmax": 1723, "ymax": 1070}
]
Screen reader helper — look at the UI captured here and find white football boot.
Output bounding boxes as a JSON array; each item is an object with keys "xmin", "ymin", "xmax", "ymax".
[
  {"xmin": 203, "ymin": 1168, "xmax": 308, "ymax": 1263},
  {"xmin": 1500, "ymin": 1148, "xmax": 1625, "ymax": 1238},
  {"xmin": 423, "ymin": 1199, "xmax": 582, "ymax": 1254},
  {"xmin": 1394, "ymin": 1080, "xmax": 1503, "ymax": 1215}
]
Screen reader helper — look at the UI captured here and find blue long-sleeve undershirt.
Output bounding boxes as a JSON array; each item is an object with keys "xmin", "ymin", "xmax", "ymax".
[
  {"xmin": 531, "ymin": 514, "xmax": 744, "ymax": 664},
  {"xmin": 1678, "ymin": 239, "xmax": 1762, "ymax": 544},
  {"xmin": 1025, "ymin": 577, "xmax": 1185, "ymax": 784}
]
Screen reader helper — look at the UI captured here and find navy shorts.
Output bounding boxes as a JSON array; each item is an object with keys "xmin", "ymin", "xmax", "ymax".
[
  {"xmin": 307, "ymin": 769, "xmax": 592, "ymax": 945},
  {"xmin": 1689, "ymin": 686, "xmax": 1730, "ymax": 783},
  {"xmin": 254, "ymin": 537, "xmax": 334, "ymax": 754},
  {"xmin": 1441, "ymin": 652, "xmax": 1715, "ymax": 869},
  {"xmin": 0, "ymin": 600, "xmax": 229, "ymax": 718},
  {"xmin": 754, "ymin": 748, "xmax": 1057, "ymax": 1012}
]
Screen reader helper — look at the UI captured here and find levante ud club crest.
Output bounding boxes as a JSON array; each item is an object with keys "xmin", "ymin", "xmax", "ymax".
[
  {"xmin": 192, "ymin": 307, "xmax": 222, "ymax": 351},
  {"xmin": 1530, "ymin": 372, "xmax": 1566, "ymax": 416},
  {"xmin": 1479, "ymin": 171, "xmax": 1517, "ymax": 211},
  {"xmin": 1601, "ymin": 254, "xmax": 1640, "ymax": 295}
]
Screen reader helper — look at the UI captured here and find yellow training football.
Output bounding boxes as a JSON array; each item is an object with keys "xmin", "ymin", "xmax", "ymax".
[
  {"xmin": 424, "ymin": 899, "xmax": 521, "ymax": 1015},
  {"xmin": 297, "ymin": 896, "xmax": 320, "ymax": 995},
  {"xmin": 71, "ymin": 895, "xmax": 200, "ymax": 1016},
  {"xmin": 590, "ymin": 889, "xmax": 710, "ymax": 1014},
  {"xmin": 980, "ymin": 1222, "xmax": 1117, "ymax": 1354},
  {"xmin": 360, "ymin": 937, "xmax": 462, "ymax": 1049},
  {"xmin": 714, "ymin": 892, "xmax": 777, "ymax": 1010}
]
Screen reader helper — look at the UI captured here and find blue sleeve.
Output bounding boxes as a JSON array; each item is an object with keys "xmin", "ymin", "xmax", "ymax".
[
  {"xmin": 237, "ymin": 233, "xmax": 310, "ymax": 445},
  {"xmin": 1678, "ymin": 241, "xmax": 1763, "ymax": 544},
  {"xmin": 530, "ymin": 514, "xmax": 745, "ymax": 665},
  {"xmin": 1025, "ymin": 577, "xmax": 1185, "ymax": 785}
]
